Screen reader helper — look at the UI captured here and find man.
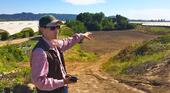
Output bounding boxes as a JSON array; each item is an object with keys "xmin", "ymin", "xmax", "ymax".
[{"xmin": 30, "ymin": 15, "xmax": 93, "ymax": 93}]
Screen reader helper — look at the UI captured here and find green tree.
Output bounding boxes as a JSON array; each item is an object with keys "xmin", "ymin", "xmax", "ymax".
[
  {"xmin": 102, "ymin": 18, "xmax": 115, "ymax": 31},
  {"xmin": 76, "ymin": 12, "xmax": 93, "ymax": 25},
  {"xmin": 77, "ymin": 12, "xmax": 105, "ymax": 31},
  {"xmin": 115, "ymin": 15, "xmax": 129, "ymax": 29},
  {"xmin": 77, "ymin": 12, "xmax": 135, "ymax": 31},
  {"xmin": 92, "ymin": 12, "xmax": 105, "ymax": 23},
  {"xmin": 66, "ymin": 20, "xmax": 87, "ymax": 33},
  {"xmin": 86, "ymin": 23, "xmax": 102, "ymax": 31}
]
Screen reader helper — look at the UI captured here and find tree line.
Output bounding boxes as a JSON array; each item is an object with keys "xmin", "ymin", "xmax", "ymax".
[{"xmin": 66, "ymin": 12, "xmax": 138, "ymax": 33}]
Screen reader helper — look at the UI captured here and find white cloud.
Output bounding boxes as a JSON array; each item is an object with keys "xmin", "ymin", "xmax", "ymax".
[{"xmin": 64, "ymin": 0, "xmax": 106, "ymax": 5}]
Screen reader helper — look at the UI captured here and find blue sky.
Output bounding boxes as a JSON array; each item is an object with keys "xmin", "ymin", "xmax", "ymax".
[{"xmin": 1, "ymin": 0, "xmax": 170, "ymax": 20}]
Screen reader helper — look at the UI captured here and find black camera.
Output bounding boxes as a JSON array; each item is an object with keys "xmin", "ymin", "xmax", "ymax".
[{"xmin": 69, "ymin": 76, "xmax": 78, "ymax": 83}]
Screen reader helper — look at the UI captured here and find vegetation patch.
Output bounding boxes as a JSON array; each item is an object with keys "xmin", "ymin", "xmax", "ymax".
[
  {"xmin": 0, "ymin": 29, "xmax": 9, "ymax": 40},
  {"xmin": 135, "ymin": 26, "xmax": 170, "ymax": 35},
  {"xmin": 65, "ymin": 44, "xmax": 97, "ymax": 62},
  {"xmin": 103, "ymin": 34, "xmax": 170, "ymax": 76},
  {"xmin": 0, "ymin": 39, "xmax": 37, "ymax": 92},
  {"xmin": 9, "ymin": 27, "xmax": 34, "ymax": 39}
]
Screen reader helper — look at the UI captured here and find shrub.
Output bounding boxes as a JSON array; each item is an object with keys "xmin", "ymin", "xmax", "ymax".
[
  {"xmin": 9, "ymin": 28, "xmax": 34, "ymax": 39},
  {"xmin": 136, "ymin": 26, "xmax": 170, "ymax": 35},
  {"xmin": 66, "ymin": 20, "xmax": 87, "ymax": 33},
  {"xmin": 34, "ymin": 31, "xmax": 41, "ymax": 36},
  {"xmin": 0, "ymin": 45, "xmax": 26, "ymax": 63},
  {"xmin": 0, "ymin": 30, "xmax": 9, "ymax": 40},
  {"xmin": 86, "ymin": 23, "xmax": 102, "ymax": 31},
  {"xmin": 9, "ymin": 33, "xmax": 23, "ymax": 39},
  {"xmin": 127, "ymin": 23, "xmax": 141, "ymax": 29},
  {"xmin": 20, "ymin": 28, "xmax": 34, "ymax": 38},
  {"xmin": 59, "ymin": 26, "xmax": 74, "ymax": 36}
]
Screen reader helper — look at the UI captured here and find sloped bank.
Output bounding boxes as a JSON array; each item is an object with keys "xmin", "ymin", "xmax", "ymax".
[{"xmin": 103, "ymin": 34, "xmax": 170, "ymax": 93}]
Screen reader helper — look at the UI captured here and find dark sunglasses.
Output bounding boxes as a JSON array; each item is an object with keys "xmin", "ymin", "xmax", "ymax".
[{"xmin": 43, "ymin": 25, "xmax": 60, "ymax": 30}]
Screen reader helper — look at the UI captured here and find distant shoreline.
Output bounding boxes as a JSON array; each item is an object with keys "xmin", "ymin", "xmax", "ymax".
[{"xmin": 129, "ymin": 21, "xmax": 170, "ymax": 26}]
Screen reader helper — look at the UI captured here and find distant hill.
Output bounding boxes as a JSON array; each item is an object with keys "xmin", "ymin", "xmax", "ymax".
[{"xmin": 0, "ymin": 12, "xmax": 77, "ymax": 21}]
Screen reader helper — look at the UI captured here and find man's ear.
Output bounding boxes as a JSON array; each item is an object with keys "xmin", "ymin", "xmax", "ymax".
[{"xmin": 39, "ymin": 27, "xmax": 44, "ymax": 34}]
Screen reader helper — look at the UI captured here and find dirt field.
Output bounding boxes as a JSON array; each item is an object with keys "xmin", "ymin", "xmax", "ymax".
[
  {"xmin": 66, "ymin": 31, "xmax": 157, "ymax": 93},
  {"xmin": 80, "ymin": 31, "xmax": 157, "ymax": 55}
]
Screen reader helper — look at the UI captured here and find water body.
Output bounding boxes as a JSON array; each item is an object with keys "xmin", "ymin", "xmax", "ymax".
[{"xmin": 130, "ymin": 21, "xmax": 170, "ymax": 26}]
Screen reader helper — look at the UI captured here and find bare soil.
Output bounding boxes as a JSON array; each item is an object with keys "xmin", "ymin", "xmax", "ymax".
[{"xmin": 116, "ymin": 57, "xmax": 170, "ymax": 93}]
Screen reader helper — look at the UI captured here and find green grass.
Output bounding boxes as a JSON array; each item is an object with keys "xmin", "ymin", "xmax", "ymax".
[
  {"xmin": 65, "ymin": 44, "xmax": 97, "ymax": 62},
  {"xmin": 0, "ymin": 40, "xmax": 37, "ymax": 91},
  {"xmin": 0, "ymin": 40, "xmax": 37, "ymax": 72},
  {"xmin": 146, "ymin": 27, "xmax": 170, "ymax": 35},
  {"xmin": 103, "ymin": 51, "xmax": 169, "ymax": 75},
  {"xmin": 103, "ymin": 34, "xmax": 170, "ymax": 76},
  {"xmin": 135, "ymin": 26, "xmax": 170, "ymax": 35}
]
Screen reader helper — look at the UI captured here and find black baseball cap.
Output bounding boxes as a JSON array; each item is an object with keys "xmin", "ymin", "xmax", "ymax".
[{"xmin": 39, "ymin": 15, "xmax": 64, "ymax": 27}]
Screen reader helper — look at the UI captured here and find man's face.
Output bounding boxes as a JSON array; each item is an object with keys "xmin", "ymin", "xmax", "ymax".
[{"xmin": 40, "ymin": 24, "xmax": 60, "ymax": 39}]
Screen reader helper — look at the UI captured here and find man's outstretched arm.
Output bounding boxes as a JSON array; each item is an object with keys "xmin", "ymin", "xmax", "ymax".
[{"xmin": 57, "ymin": 32, "xmax": 93, "ymax": 52}]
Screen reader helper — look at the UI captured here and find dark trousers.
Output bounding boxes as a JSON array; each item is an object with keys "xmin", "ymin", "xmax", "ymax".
[{"xmin": 37, "ymin": 86, "xmax": 68, "ymax": 93}]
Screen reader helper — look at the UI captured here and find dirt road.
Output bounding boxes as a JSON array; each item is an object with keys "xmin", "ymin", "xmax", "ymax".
[
  {"xmin": 67, "ymin": 53, "xmax": 145, "ymax": 93},
  {"xmin": 66, "ymin": 31, "xmax": 157, "ymax": 93},
  {"xmin": 0, "ymin": 38, "xmax": 29, "ymax": 47}
]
